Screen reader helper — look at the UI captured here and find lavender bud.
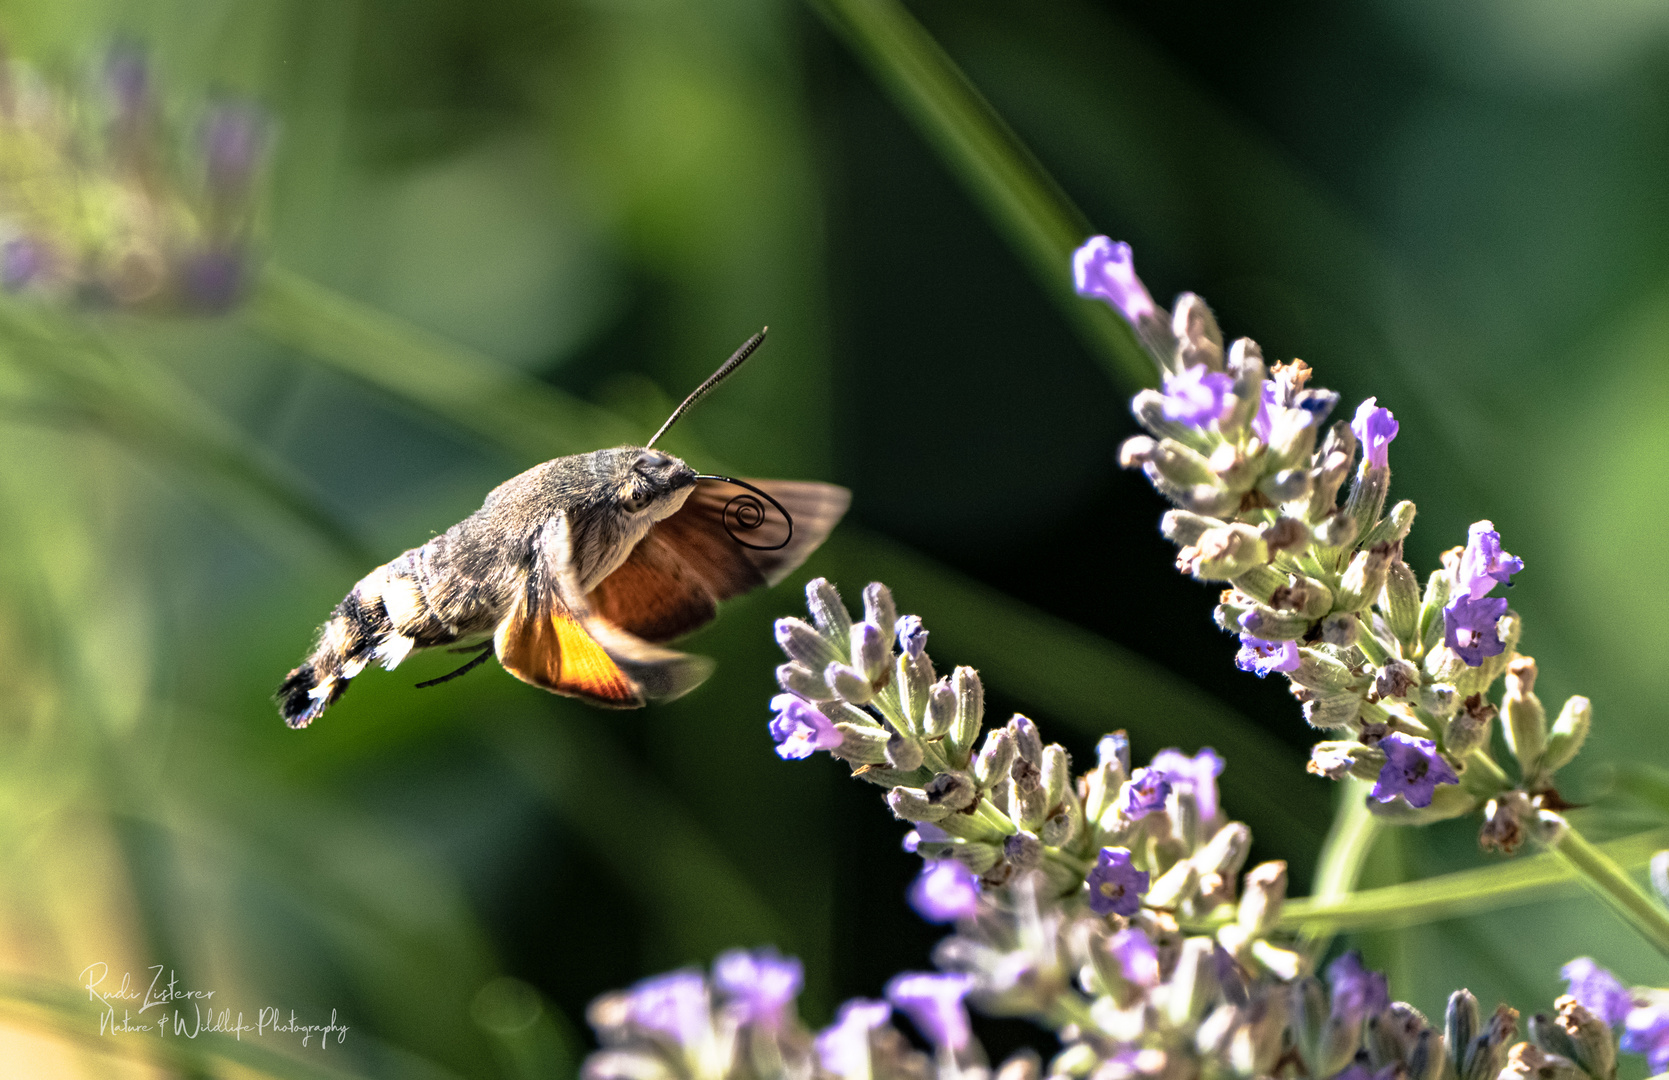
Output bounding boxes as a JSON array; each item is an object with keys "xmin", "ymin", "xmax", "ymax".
[
  {"xmin": 888, "ymin": 787, "xmax": 950, "ymax": 822},
  {"xmin": 1300, "ymin": 691, "xmax": 1363, "ymax": 730},
  {"xmin": 1165, "ymin": 938, "xmax": 1221, "ymax": 1027},
  {"xmin": 1308, "ymin": 742, "xmax": 1383, "ymax": 781},
  {"xmin": 1103, "ymin": 731, "xmax": 1132, "ymax": 774},
  {"xmin": 1161, "ymin": 509, "xmax": 1221, "ymax": 547},
  {"xmin": 1289, "ymin": 650, "xmax": 1355, "ymax": 692},
  {"xmin": 897, "ymin": 653, "xmax": 932, "ymax": 731},
  {"xmin": 1008, "ymin": 778, "xmax": 1047, "ymax": 831},
  {"xmin": 1197, "ymin": 823, "xmax": 1252, "ymax": 880},
  {"xmin": 1460, "ymin": 1004, "xmax": 1520, "ymax": 1080},
  {"xmin": 1290, "ymin": 978, "xmax": 1330, "ymax": 1076},
  {"xmin": 1172, "ymin": 293, "xmax": 1224, "ymax": 371},
  {"xmin": 862, "ymin": 583, "xmax": 898, "ymax": 644},
  {"xmin": 1262, "ymin": 468, "xmax": 1313, "ymax": 504},
  {"xmin": 1419, "ymin": 569, "xmax": 1454, "ymax": 652},
  {"xmin": 1383, "ymin": 558, "xmax": 1422, "ymax": 647},
  {"xmin": 1308, "ymin": 421, "xmax": 1358, "ymax": 518},
  {"xmin": 1479, "ymin": 792, "xmax": 1529, "ymax": 855},
  {"xmin": 924, "ymin": 680, "xmax": 956, "ymax": 739},
  {"xmin": 952, "ymin": 842, "xmax": 1003, "ymax": 875},
  {"xmin": 1540, "ymin": 696, "xmax": 1591, "ymax": 775},
  {"xmin": 1003, "ymin": 831, "xmax": 1042, "ymax": 869},
  {"xmin": 1314, "ymin": 510, "xmax": 1360, "ymax": 549},
  {"xmin": 1143, "ymin": 860, "xmax": 1198, "ymax": 910},
  {"xmin": 830, "ymin": 723, "xmax": 890, "ymax": 764},
  {"xmin": 994, "ymin": 1049, "xmax": 1042, "ymax": 1080},
  {"xmin": 806, "ymin": 577, "xmax": 851, "ymax": 639},
  {"xmin": 776, "ymin": 617, "xmax": 839, "ymax": 668},
  {"xmin": 1132, "ymin": 391, "xmax": 1203, "ymax": 444},
  {"xmin": 1444, "ymin": 693, "xmax": 1495, "ymax": 757},
  {"xmin": 1421, "ymin": 682, "xmax": 1459, "ymax": 720},
  {"xmin": 1236, "ymin": 860, "xmax": 1286, "ymax": 934},
  {"xmin": 1361, "ymin": 499, "xmax": 1417, "ymax": 550},
  {"xmin": 886, "ymin": 733, "xmax": 924, "ymax": 772},
  {"xmin": 1500, "ymin": 656, "xmax": 1547, "ymax": 774},
  {"xmin": 777, "ymin": 662, "xmax": 834, "ymax": 702},
  {"xmin": 974, "ymin": 728, "xmax": 1016, "ymax": 787},
  {"xmin": 1335, "ymin": 543, "xmax": 1394, "ymax": 613},
  {"xmin": 1374, "ymin": 659, "xmax": 1420, "ymax": 701},
  {"xmin": 1502, "ymin": 1044, "xmax": 1586, "ymax": 1080},
  {"xmin": 1010, "ymin": 715, "xmax": 1044, "ymax": 766},
  {"xmin": 1039, "ymin": 811, "xmax": 1077, "ymax": 849},
  {"xmin": 1261, "ymin": 515, "xmax": 1312, "ymax": 556},
  {"xmin": 1179, "ymin": 523, "xmax": 1268, "ymax": 581},
  {"xmin": 1235, "ymin": 604, "xmax": 1312, "ymax": 642},
  {"xmin": 826, "ymin": 662, "xmax": 874, "ymax": 705},
  {"xmin": 852, "ymin": 622, "xmax": 889, "ymax": 683},
  {"xmin": 948, "ymin": 666, "xmax": 984, "ymax": 765},
  {"xmin": 1320, "ymin": 613, "xmax": 1360, "ymax": 647},
  {"xmin": 1445, "ymin": 991, "xmax": 1478, "ymax": 1075},
  {"xmin": 1049, "ymin": 1043, "xmax": 1102, "ymax": 1078},
  {"xmin": 925, "ymin": 772, "xmax": 978, "ymax": 813},
  {"xmin": 1041, "ymin": 745, "xmax": 1070, "ymax": 811}
]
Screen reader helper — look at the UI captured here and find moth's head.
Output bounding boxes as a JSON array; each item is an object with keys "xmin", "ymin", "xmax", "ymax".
[{"xmin": 599, "ymin": 446, "xmax": 699, "ymax": 523}]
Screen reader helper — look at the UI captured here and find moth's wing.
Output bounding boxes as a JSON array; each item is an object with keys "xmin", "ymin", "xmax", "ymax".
[
  {"xmin": 493, "ymin": 516, "xmax": 710, "ymax": 707},
  {"xmin": 587, "ymin": 478, "xmax": 851, "ymax": 644}
]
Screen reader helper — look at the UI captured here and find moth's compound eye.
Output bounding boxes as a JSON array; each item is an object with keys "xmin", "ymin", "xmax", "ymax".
[{"xmin": 623, "ymin": 487, "xmax": 654, "ymax": 514}]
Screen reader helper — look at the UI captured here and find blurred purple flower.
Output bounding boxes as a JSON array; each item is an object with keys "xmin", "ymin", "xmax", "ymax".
[
  {"xmin": 1, "ymin": 238, "xmax": 44, "ymax": 290},
  {"xmin": 1109, "ymin": 927, "xmax": 1160, "ymax": 987},
  {"xmin": 1326, "ymin": 951, "xmax": 1390, "ymax": 1023},
  {"xmin": 623, "ymin": 970, "xmax": 709, "ymax": 1045},
  {"xmin": 712, "ymin": 947, "xmax": 801, "ymax": 1030},
  {"xmin": 1561, "ymin": 957, "xmax": 1633, "ymax": 1026},
  {"xmin": 1087, "ymin": 847, "xmax": 1150, "ymax": 917},
  {"xmin": 1371, "ymin": 733, "xmax": 1459, "ymax": 809},
  {"xmin": 202, "ymin": 102, "xmax": 266, "ymax": 194},
  {"xmin": 769, "ymin": 695, "xmax": 842, "ymax": 760},
  {"xmin": 885, "ymin": 972, "xmax": 974, "ymax": 1052},
  {"xmin": 181, "ymin": 248, "xmax": 245, "ymax": 312},
  {"xmin": 1623, "ymin": 1004, "xmax": 1669, "ymax": 1073},
  {"xmin": 1442, "ymin": 594, "xmax": 1508, "ymax": 667},
  {"xmin": 1159, "ymin": 364, "xmax": 1235, "ymax": 427},
  {"xmin": 1073, "ymin": 236, "xmax": 1157, "ymax": 324},
  {"xmin": 1150, "ymin": 747, "xmax": 1225, "ymax": 823},
  {"xmin": 1351, "ymin": 397, "xmax": 1399, "ymax": 471},
  {"xmin": 902, "ymin": 822, "xmax": 950, "ymax": 853},
  {"xmin": 909, "ymin": 860, "xmax": 980, "ymax": 923},
  {"xmin": 816, "ymin": 999, "xmax": 892, "ymax": 1077}
]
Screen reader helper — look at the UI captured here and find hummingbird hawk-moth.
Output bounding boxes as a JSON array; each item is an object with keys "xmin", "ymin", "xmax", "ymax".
[{"xmin": 276, "ymin": 330, "xmax": 849, "ymax": 727}]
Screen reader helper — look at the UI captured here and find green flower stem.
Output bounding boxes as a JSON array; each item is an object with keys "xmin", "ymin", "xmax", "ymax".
[
  {"xmin": 1198, "ymin": 827, "xmax": 1669, "ymax": 935},
  {"xmin": 974, "ymin": 797, "xmax": 1019, "ymax": 837},
  {"xmin": 805, "ymin": 0, "xmax": 1151, "ymax": 390},
  {"xmin": 1299, "ymin": 779, "xmax": 1382, "ymax": 958},
  {"xmin": 1547, "ymin": 816, "xmax": 1669, "ymax": 960},
  {"xmin": 1044, "ymin": 846, "xmax": 1092, "ymax": 878}
]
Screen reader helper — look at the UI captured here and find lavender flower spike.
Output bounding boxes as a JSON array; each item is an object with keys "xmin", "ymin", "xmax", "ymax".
[
  {"xmin": 1159, "ymin": 363, "xmax": 1235, "ymax": 428},
  {"xmin": 1109, "ymin": 927, "xmax": 1161, "ymax": 987},
  {"xmin": 1235, "ymin": 634, "xmax": 1300, "ymax": 677},
  {"xmin": 1351, "ymin": 397, "xmax": 1399, "ymax": 471},
  {"xmin": 1623, "ymin": 1005, "xmax": 1669, "ymax": 1073},
  {"xmin": 1561, "ymin": 957, "xmax": 1633, "ymax": 1026},
  {"xmin": 1326, "ymin": 952, "xmax": 1390, "ymax": 1023},
  {"xmin": 909, "ymin": 860, "xmax": 980, "ymax": 923},
  {"xmin": 622, "ymin": 969, "xmax": 711, "ymax": 1045},
  {"xmin": 713, "ymin": 947, "xmax": 803, "ymax": 1030},
  {"xmin": 1442, "ymin": 594, "xmax": 1508, "ymax": 667},
  {"xmin": 769, "ymin": 695, "xmax": 843, "ymax": 760},
  {"xmin": 886, "ymin": 972, "xmax": 975, "ymax": 1052},
  {"xmin": 1455, "ymin": 521, "xmax": 1524, "ymax": 600},
  {"xmin": 1086, "ymin": 847, "xmax": 1150, "ymax": 916},
  {"xmin": 1371, "ymin": 733, "xmax": 1460, "ymax": 809},
  {"xmin": 1073, "ymin": 236, "xmax": 1158, "ymax": 323}
]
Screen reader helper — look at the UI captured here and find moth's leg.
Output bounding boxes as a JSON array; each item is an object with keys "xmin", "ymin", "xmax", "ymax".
[{"xmin": 414, "ymin": 642, "xmax": 495, "ymax": 688}]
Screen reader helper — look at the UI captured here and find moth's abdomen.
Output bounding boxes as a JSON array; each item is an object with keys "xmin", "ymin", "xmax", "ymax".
[{"xmin": 276, "ymin": 555, "xmax": 458, "ymax": 728}]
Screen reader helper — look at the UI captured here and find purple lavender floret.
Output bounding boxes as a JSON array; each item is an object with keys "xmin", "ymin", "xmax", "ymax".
[
  {"xmin": 1351, "ymin": 397, "xmax": 1399, "ymax": 471},
  {"xmin": 1623, "ymin": 1005, "xmax": 1669, "ymax": 1073},
  {"xmin": 1326, "ymin": 951, "xmax": 1390, "ymax": 1023},
  {"xmin": 816, "ymin": 999, "xmax": 892, "ymax": 1077},
  {"xmin": 1331, "ymin": 1064, "xmax": 1402, "ymax": 1080},
  {"xmin": 1159, "ymin": 364, "xmax": 1235, "ymax": 427},
  {"xmin": 1086, "ymin": 847, "xmax": 1150, "ymax": 916},
  {"xmin": 769, "ymin": 695, "xmax": 843, "ymax": 760},
  {"xmin": 1442, "ymin": 594, "xmax": 1508, "ymax": 667},
  {"xmin": 1, "ymin": 238, "xmax": 44, "ymax": 290},
  {"xmin": 1561, "ymin": 957, "xmax": 1633, "ymax": 1026},
  {"xmin": 1455, "ymin": 521, "xmax": 1524, "ymax": 600},
  {"xmin": 1371, "ymin": 733, "xmax": 1460, "ymax": 809},
  {"xmin": 104, "ymin": 43, "xmax": 150, "ymax": 115},
  {"xmin": 623, "ymin": 969, "xmax": 710, "ymax": 1045},
  {"xmin": 885, "ymin": 972, "xmax": 975, "ymax": 1051},
  {"xmin": 1073, "ymin": 236, "xmax": 1158, "ymax": 324},
  {"xmin": 182, "ymin": 248, "xmax": 245, "ymax": 312},
  {"xmin": 895, "ymin": 615, "xmax": 928, "ymax": 660},
  {"xmin": 712, "ymin": 947, "xmax": 802, "ymax": 1030},
  {"xmin": 1235, "ymin": 634, "xmax": 1300, "ymax": 677},
  {"xmin": 902, "ymin": 822, "xmax": 951, "ymax": 853},
  {"xmin": 1110, "ymin": 927, "xmax": 1160, "ymax": 987},
  {"xmin": 202, "ymin": 101, "xmax": 266, "ymax": 194},
  {"xmin": 1150, "ymin": 747, "xmax": 1225, "ymax": 823},
  {"xmin": 909, "ymin": 860, "xmax": 980, "ymax": 923},
  {"xmin": 1117, "ymin": 768, "xmax": 1171, "ymax": 821}
]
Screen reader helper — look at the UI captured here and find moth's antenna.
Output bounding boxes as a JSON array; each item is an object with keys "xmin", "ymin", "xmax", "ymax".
[{"xmin": 645, "ymin": 327, "xmax": 768, "ymax": 449}]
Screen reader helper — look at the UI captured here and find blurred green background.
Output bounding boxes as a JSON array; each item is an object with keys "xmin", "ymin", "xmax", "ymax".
[{"xmin": 1, "ymin": 0, "xmax": 1668, "ymax": 1075}]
